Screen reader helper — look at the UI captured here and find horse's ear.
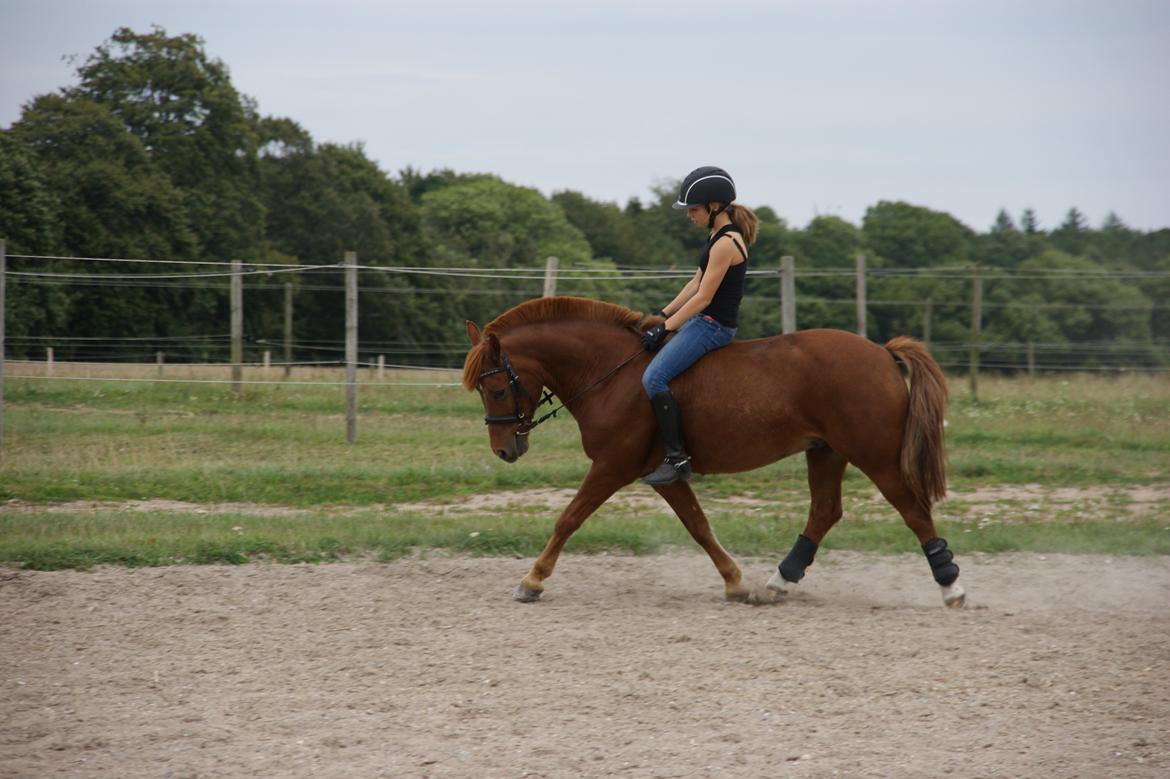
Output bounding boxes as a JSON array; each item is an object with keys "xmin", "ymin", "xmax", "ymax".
[
  {"xmin": 465, "ymin": 320, "xmax": 482, "ymax": 345},
  {"xmin": 485, "ymin": 333, "xmax": 501, "ymax": 362}
]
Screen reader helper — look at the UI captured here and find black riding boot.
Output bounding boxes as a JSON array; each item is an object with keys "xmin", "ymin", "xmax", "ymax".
[{"xmin": 642, "ymin": 391, "xmax": 692, "ymax": 485}]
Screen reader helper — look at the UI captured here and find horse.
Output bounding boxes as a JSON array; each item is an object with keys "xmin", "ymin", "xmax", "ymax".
[{"xmin": 463, "ymin": 296, "xmax": 964, "ymax": 608}]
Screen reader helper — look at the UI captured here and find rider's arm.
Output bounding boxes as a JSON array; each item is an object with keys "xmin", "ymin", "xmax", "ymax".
[
  {"xmin": 664, "ymin": 240, "xmax": 738, "ymax": 330},
  {"xmin": 661, "ymin": 269, "xmax": 702, "ymax": 320}
]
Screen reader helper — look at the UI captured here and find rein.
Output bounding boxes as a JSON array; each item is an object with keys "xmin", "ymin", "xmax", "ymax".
[{"xmin": 479, "ymin": 346, "xmax": 644, "ymax": 436}]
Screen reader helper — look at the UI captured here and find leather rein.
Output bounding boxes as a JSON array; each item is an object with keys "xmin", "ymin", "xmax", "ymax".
[{"xmin": 477, "ymin": 347, "xmax": 644, "ymax": 437}]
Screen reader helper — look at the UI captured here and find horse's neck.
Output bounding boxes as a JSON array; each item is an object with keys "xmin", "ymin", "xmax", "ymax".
[{"xmin": 508, "ymin": 323, "xmax": 634, "ymax": 397}]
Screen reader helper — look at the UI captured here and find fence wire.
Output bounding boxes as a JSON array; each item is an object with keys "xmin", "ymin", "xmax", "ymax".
[{"xmin": 4, "ymin": 253, "xmax": 1168, "ymax": 374}]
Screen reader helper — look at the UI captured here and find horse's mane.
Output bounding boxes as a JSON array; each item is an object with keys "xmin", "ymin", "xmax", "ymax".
[{"xmin": 462, "ymin": 296, "xmax": 647, "ymax": 390}]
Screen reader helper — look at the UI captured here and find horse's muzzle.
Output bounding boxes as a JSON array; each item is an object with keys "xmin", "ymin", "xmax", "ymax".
[{"xmin": 495, "ymin": 434, "xmax": 529, "ymax": 463}]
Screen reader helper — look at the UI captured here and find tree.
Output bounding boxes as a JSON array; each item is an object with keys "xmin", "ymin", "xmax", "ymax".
[
  {"xmin": 1145, "ymin": 253, "xmax": 1170, "ymax": 345},
  {"xmin": 399, "ymin": 167, "xmax": 475, "ymax": 204},
  {"xmin": 750, "ymin": 206, "xmax": 793, "ymax": 268},
  {"xmin": 1020, "ymin": 209, "xmax": 1040, "ymax": 234},
  {"xmin": 0, "ymin": 132, "xmax": 60, "ymax": 253},
  {"xmin": 1050, "ymin": 207, "xmax": 1089, "ymax": 256},
  {"xmin": 0, "ymin": 131, "xmax": 67, "ymax": 355},
  {"xmin": 860, "ymin": 203, "xmax": 977, "ymax": 342},
  {"xmin": 1090, "ymin": 211, "xmax": 1138, "ymax": 267},
  {"xmin": 1128, "ymin": 229, "xmax": 1170, "ymax": 271},
  {"xmin": 259, "ymin": 137, "xmax": 431, "ymax": 348},
  {"xmin": 782, "ymin": 216, "xmax": 864, "ymax": 331},
  {"xmin": 1044, "ymin": 251, "xmax": 1151, "ymax": 345},
  {"xmin": 974, "ymin": 208, "xmax": 1031, "ymax": 267},
  {"xmin": 862, "ymin": 201, "xmax": 974, "ymax": 267},
  {"xmin": 993, "ymin": 209, "xmax": 1016, "ymax": 232},
  {"xmin": 419, "ymin": 176, "xmax": 608, "ymax": 327},
  {"xmin": 630, "ymin": 183, "xmax": 705, "ymax": 266},
  {"xmin": 68, "ymin": 26, "xmax": 265, "ymax": 260},
  {"xmin": 12, "ymin": 95, "xmax": 198, "ymax": 260},
  {"xmin": 1061, "ymin": 207, "xmax": 1087, "ymax": 232},
  {"xmin": 551, "ymin": 190, "xmax": 643, "ymax": 266},
  {"xmin": 9, "ymin": 94, "xmax": 207, "ymax": 353},
  {"xmin": 796, "ymin": 215, "xmax": 862, "ymax": 268},
  {"xmin": 421, "ymin": 176, "xmax": 592, "ymax": 268},
  {"xmin": 256, "ymin": 115, "xmax": 314, "ymax": 159}
]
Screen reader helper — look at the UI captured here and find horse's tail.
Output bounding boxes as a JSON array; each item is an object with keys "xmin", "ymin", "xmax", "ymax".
[{"xmin": 884, "ymin": 336, "xmax": 949, "ymax": 512}]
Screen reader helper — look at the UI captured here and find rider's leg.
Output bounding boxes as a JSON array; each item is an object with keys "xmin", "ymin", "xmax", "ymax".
[
  {"xmin": 640, "ymin": 316, "xmax": 735, "ymax": 485},
  {"xmin": 642, "ymin": 390, "xmax": 691, "ymax": 485}
]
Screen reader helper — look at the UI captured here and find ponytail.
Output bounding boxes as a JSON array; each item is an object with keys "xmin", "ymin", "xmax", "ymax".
[{"xmin": 726, "ymin": 204, "xmax": 759, "ymax": 246}]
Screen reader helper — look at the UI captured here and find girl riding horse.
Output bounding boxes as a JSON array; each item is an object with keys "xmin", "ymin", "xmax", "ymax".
[{"xmin": 640, "ymin": 165, "xmax": 759, "ymax": 486}]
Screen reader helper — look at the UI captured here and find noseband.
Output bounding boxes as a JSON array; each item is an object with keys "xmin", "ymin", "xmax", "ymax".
[{"xmin": 477, "ymin": 351, "xmax": 554, "ymax": 436}]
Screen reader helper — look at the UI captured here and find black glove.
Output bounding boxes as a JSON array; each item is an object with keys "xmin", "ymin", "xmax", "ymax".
[{"xmin": 641, "ymin": 324, "xmax": 669, "ymax": 352}]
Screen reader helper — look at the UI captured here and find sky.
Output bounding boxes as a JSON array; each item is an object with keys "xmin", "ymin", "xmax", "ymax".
[{"xmin": 2, "ymin": 0, "xmax": 1168, "ymax": 232}]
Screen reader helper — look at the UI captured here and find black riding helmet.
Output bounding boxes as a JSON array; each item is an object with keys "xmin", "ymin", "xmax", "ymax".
[{"xmin": 672, "ymin": 166, "xmax": 736, "ymax": 227}]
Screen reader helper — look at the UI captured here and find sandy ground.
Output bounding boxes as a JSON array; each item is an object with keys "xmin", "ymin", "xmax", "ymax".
[{"xmin": 2, "ymin": 552, "xmax": 1168, "ymax": 779}]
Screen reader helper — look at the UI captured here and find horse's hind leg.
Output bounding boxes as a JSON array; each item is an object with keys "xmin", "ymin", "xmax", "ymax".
[
  {"xmin": 860, "ymin": 461, "xmax": 965, "ymax": 608},
  {"xmin": 653, "ymin": 481, "xmax": 750, "ymax": 602},
  {"xmin": 767, "ymin": 444, "xmax": 848, "ymax": 593}
]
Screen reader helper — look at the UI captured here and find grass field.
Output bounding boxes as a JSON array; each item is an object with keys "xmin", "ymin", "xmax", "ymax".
[{"xmin": 2, "ymin": 362, "xmax": 1169, "ymax": 569}]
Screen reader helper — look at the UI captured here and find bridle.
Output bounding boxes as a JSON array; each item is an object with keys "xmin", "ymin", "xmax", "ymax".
[
  {"xmin": 477, "ymin": 346, "xmax": 644, "ymax": 437},
  {"xmin": 477, "ymin": 351, "xmax": 553, "ymax": 437}
]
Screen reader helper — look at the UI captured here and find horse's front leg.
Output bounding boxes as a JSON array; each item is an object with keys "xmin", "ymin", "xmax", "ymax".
[
  {"xmin": 514, "ymin": 465, "xmax": 628, "ymax": 602},
  {"xmin": 653, "ymin": 481, "xmax": 750, "ymax": 602}
]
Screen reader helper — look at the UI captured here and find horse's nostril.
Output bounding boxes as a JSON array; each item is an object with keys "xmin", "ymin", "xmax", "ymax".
[{"xmin": 496, "ymin": 449, "xmax": 510, "ymax": 461}]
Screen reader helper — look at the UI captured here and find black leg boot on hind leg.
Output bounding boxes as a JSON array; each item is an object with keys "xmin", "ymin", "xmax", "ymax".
[
  {"xmin": 641, "ymin": 391, "xmax": 692, "ymax": 486},
  {"xmin": 923, "ymin": 537, "xmax": 966, "ymax": 608},
  {"xmin": 767, "ymin": 534, "xmax": 818, "ymax": 593}
]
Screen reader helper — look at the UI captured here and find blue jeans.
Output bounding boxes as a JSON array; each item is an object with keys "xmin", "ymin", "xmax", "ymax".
[{"xmin": 642, "ymin": 315, "xmax": 737, "ymax": 397}]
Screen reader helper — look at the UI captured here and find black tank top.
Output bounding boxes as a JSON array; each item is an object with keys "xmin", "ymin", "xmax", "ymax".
[{"xmin": 698, "ymin": 224, "xmax": 748, "ymax": 328}]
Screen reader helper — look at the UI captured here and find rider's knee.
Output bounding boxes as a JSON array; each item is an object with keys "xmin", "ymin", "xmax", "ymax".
[{"xmin": 641, "ymin": 372, "xmax": 662, "ymax": 397}]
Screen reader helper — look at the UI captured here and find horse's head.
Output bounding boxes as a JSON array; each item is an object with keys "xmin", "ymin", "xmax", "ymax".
[{"xmin": 463, "ymin": 320, "xmax": 545, "ymax": 463}]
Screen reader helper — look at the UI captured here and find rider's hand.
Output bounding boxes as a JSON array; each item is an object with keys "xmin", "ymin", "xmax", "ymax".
[{"xmin": 641, "ymin": 324, "xmax": 669, "ymax": 352}]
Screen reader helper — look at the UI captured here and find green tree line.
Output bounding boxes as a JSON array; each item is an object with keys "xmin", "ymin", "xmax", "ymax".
[{"xmin": 2, "ymin": 27, "xmax": 1167, "ymax": 370}]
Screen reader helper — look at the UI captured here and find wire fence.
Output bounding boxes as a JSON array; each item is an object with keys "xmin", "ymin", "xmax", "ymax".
[{"xmin": 4, "ymin": 250, "xmax": 1169, "ymax": 379}]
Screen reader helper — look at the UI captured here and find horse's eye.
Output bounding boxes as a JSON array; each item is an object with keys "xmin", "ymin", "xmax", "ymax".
[{"xmin": 492, "ymin": 389, "xmax": 506, "ymax": 401}]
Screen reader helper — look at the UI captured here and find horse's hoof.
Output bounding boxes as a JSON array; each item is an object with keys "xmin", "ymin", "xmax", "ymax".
[
  {"xmin": 512, "ymin": 584, "xmax": 543, "ymax": 603},
  {"xmin": 942, "ymin": 581, "xmax": 966, "ymax": 609},
  {"xmin": 765, "ymin": 570, "xmax": 790, "ymax": 594},
  {"xmin": 724, "ymin": 587, "xmax": 752, "ymax": 604}
]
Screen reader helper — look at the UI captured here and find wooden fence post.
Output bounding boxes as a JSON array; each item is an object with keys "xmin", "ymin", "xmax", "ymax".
[
  {"xmin": 780, "ymin": 256, "xmax": 796, "ymax": 334},
  {"xmin": 283, "ymin": 281, "xmax": 293, "ymax": 380},
  {"xmin": 969, "ymin": 266, "xmax": 983, "ymax": 399},
  {"xmin": 157, "ymin": 351, "xmax": 165, "ymax": 378},
  {"xmin": 543, "ymin": 256, "xmax": 559, "ymax": 298},
  {"xmin": 0, "ymin": 239, "xmax": 6, "ymax": 463},
  {"xmin": 1026, "ymin": 341, "xmax": 1036, "ymax": 376},
  {"xmin": 855, "ymin": 254, "xmax": 867, "ymax": 338},
  {"xmin": 377, "ymin": 354, "xmax": 385, "ymax": 381},
  {"xmin": 345, "ymin": 251, "xmax": 358, "ymax": 444},
  {"xmin": 46, "ymin": 346, "xmax": 54, "ymax": 376},
  {"xmin": 231, "ymin": 259, "xmax": 243, "ymax": 395}
]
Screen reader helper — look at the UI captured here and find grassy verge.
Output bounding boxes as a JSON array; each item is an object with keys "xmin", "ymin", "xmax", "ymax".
[
  {"xmin": 2, "ymin": 369, "xmax": 1168, "ymax": 569},
  {"xmin": 4, "ymin": 508, "xmax": 1168, "ymax": 571}
]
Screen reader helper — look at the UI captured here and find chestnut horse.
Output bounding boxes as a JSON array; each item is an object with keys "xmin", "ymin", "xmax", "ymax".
[{"xmin": 463, "ymin": 296, "xmax": 964, "ymax": 608}]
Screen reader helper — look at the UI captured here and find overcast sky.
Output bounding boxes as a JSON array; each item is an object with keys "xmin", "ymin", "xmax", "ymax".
[{"xmin": 3, "ymin": 0, "xmax": 1168, "ymax": 232}]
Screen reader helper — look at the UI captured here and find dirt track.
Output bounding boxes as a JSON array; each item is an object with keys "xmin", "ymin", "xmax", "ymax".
[{"xmin": 2, "ymin": 552, "xmax": 1168, "ymax": 778}]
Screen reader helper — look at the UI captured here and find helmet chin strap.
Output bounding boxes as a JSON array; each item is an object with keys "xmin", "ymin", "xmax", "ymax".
[{"xmin": 705, "ymin": 202, "xmax": 730, "ymax": 229}]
